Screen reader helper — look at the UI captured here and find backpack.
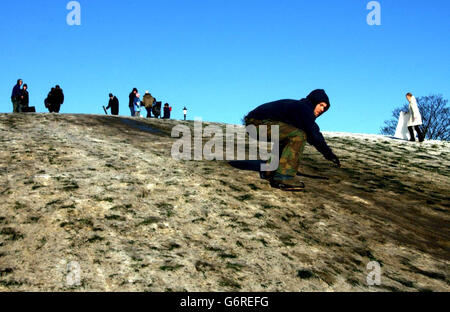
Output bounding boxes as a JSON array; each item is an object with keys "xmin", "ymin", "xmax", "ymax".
[
  {"xmin": 152, "ymin": 101, "xmax": 162, "ymax": 117},
  {"xmin": 143, "ymin": 94, "xmax": 154, "ymax": 108}
]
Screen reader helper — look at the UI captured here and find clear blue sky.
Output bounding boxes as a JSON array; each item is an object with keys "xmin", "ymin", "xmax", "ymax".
[{"xmin": 1, "ymin": 0, "xmax": 449, "ymax": 134}]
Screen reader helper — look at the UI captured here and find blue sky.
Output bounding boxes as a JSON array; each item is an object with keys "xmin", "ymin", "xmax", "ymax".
[{"xmin": 1, "ymin": 0, "xmax": 449, "ymax": 134}]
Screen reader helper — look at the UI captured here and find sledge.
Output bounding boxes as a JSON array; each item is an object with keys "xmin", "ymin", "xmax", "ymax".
[
  {"xmin": 394, "ymin": 111, "xmax": 410, "ymax": 140},
  {"xmin": 22, "ymin": 106, "xmax": 36, "ymax": 113},
  {"xmin": 394, "ymin": 111, "xmax": 419, "ymax": 140}
]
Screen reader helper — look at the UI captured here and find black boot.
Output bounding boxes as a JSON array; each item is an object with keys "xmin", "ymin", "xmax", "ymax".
[
  {"xmin": 270, "ymin": 173, "xmax": 305, "ymax": 192},
  {"xmin": 415, "ymin": 126, "xmax": 425, "ymax": 142},
  {"xmin": 259, "ymin": 171, "xmax": 275, "ymax": 181},
  {"xmin": 408, "ymin": 126, "xmax": 416, "ymax": 142}
]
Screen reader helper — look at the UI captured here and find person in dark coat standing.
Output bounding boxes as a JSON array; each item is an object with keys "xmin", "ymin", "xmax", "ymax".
[
  {"xmin": 19, "ymin": 84, "xmax": 29, "ymax": 111},
  {"xmin": 106, "ymin": 93, "xmax": 119, "ymax": 115},
  {"xmin": 244, "ymin": 89, "xmax": 340, "ymax": 191},
  {"xmin": 11, "ymin": 79, "xmax": 23, "ymax": 113},
  {"xmin": 45, "ymin": 88, "xmax": 54, "ymax": 112},
  {"xmin": 129, "ymin": 88, "xmax": 138, "ymax": 117},
  {"xmin": 51, "ymin": 85, "xmax": 64, "ymax": 113},
  {"xmin": 163, "ymin": 103, "xmax": 171, "ymax": 119},
  {"xmin": 152, "ymin": 101, "xmax": 161, "ymax": 119}
]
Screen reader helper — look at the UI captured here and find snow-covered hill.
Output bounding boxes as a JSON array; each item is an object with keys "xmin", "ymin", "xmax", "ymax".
[{"xmin": 0, "ymin": 113, "xmax": 448, "ymax": 291}]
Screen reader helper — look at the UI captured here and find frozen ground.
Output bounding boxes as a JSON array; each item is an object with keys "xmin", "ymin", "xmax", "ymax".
[{"xmin": 0, "ymin": 113, "xmax": 449, "ymax": 291}]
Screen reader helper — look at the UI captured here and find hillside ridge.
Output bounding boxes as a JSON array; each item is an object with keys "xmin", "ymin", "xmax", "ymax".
[{"xmin": 0, "ymin": 113, "xmax": 449, "ymax": 291}]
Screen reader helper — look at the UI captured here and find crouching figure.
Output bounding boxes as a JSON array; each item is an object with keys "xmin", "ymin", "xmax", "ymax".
[{"xmin": 244, "ymin": 89, "xmax": 340, "ymax": 191}]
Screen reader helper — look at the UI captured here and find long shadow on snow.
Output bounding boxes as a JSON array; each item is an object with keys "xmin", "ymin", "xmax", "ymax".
[
  {"xmin": 120, "ymin": 118, "xmax": 164, "ymax": 135},
  {"xmin": 228, "ymin": 160, "xmax": 329, "ymax": 180}
]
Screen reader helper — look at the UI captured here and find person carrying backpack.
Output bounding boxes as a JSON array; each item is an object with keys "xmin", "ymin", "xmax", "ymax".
[
  {"xmin": 45, "ymin": 88, "xmax": 54, "ymax": 112},
  {"xmin": 143, "ymin": 91, "xmax": 154, "ymax": 118},
  {"xmin": 51, "ymin": 85, "xmax": 64, "ymax": 113}
]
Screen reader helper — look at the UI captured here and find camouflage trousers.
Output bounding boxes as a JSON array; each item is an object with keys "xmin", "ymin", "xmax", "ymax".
[
  {"xmin": 245, "ymin": 118, "xmax": 307, "ymax": 177},
  {"xmin": 12, "ymin": 98, "xmax": 20, "ymax": 113}
]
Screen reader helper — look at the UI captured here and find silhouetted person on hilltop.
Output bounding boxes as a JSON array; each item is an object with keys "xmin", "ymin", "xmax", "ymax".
[
  {"xmin": 244, "ymin": 89, "xmax": 340, "ymax": 192},
  {"xmin": 133, "ymin": 93, "xmax": 142, "ymax": 117},
  {"xmin": 163, "ymin": 103, "xmax": 171, "ymax": 119},
  {"xmin": 11, "ymin": 79, "xmax": 23, "ymax": 113},
  {"xmin": 152, "ymin": 101, "xmax": 162, "ymax": 119},
  {"xmin": 20, "ymin": 84, "xmax": 29, "ymax": 111},
  {"xmin": 183, "ymin": 107, "xmax": 187, "ymax": 121},
  {"xmin": 143, "ymin": 91, "xmax": 154, "ymax": 118},
  {"xmin": 106, "ymin": 93, "xmax": 119, "ymax": 116},
  {"xmin": 53, "ymin": 85, "xmax": 64, "ymax": 113},
  {"xmin": 45, "ymin": 85, "xmax": 64, "ymax": 113},
  {"xmin": 129, "ymin": 88, "xmax": 138, "ymax": 117},
  {"xmin": 406, "ymin": 92, "xmax": 425, "ymax": 142},
  {"xmin": 45, "ymin": 88, "xmax": 54, "ymax": 112}
]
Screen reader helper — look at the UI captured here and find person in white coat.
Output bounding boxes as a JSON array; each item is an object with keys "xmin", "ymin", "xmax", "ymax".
[{"xmin": 406, "ymin": 93, "xmax": 425, "ymax": 142}]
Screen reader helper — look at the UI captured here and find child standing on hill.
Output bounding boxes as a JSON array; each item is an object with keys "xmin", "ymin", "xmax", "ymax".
[{"xmin": 134, "ymin": 93, "xmax": 141, "ymax": 117}]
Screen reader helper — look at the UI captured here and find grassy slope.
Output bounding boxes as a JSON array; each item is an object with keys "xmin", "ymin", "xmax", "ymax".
[{"xmin": 0, "ymin": 113, "xmax": 449, "ymax": 291}]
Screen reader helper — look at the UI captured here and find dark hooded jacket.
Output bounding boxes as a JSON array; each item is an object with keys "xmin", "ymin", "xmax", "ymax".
[
  {"xmin": 129, "ymin": 91, "xmax": 137, "ymax": 108},
  {"xmin": 245, "ymin": 89, "xmax": 335, "ymax": 160},
  {"xmin": 107, "ymin": 96, "xmax": 119, "ymax": 115},
  {"xmin": 163, "ymin": 104, "xmax": 171, "ymax": 119},
  {"xmin": 11, "ymin": 84, "xmax": 22, "ymax": 100},
  {"xmin": 152, "ymin": 101, "xmax": 162, "ymax": 118},
  {"xmin": 20, "ymin": 89, "xmax": 29, "ymax": 107},
  {"xmin": 53, "ymin": 87, "xmax": 64, "ymax": 105}
]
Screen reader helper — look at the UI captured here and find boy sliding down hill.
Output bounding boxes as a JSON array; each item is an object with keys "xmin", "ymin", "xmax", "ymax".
[{"xmin": 244, "ymin": 89, "xmax": 340, "ymax": 192}]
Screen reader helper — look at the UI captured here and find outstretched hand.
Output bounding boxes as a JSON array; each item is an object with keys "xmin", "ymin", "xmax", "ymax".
[{"xmin": 330, "ymin": 156, "xmax": 341, "ymax": 168}]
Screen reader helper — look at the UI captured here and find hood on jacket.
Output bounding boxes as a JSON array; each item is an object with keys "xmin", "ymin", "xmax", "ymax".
[{"xmin": 306, "ymin": 89, "xmax": 330, "ymax": 113}]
